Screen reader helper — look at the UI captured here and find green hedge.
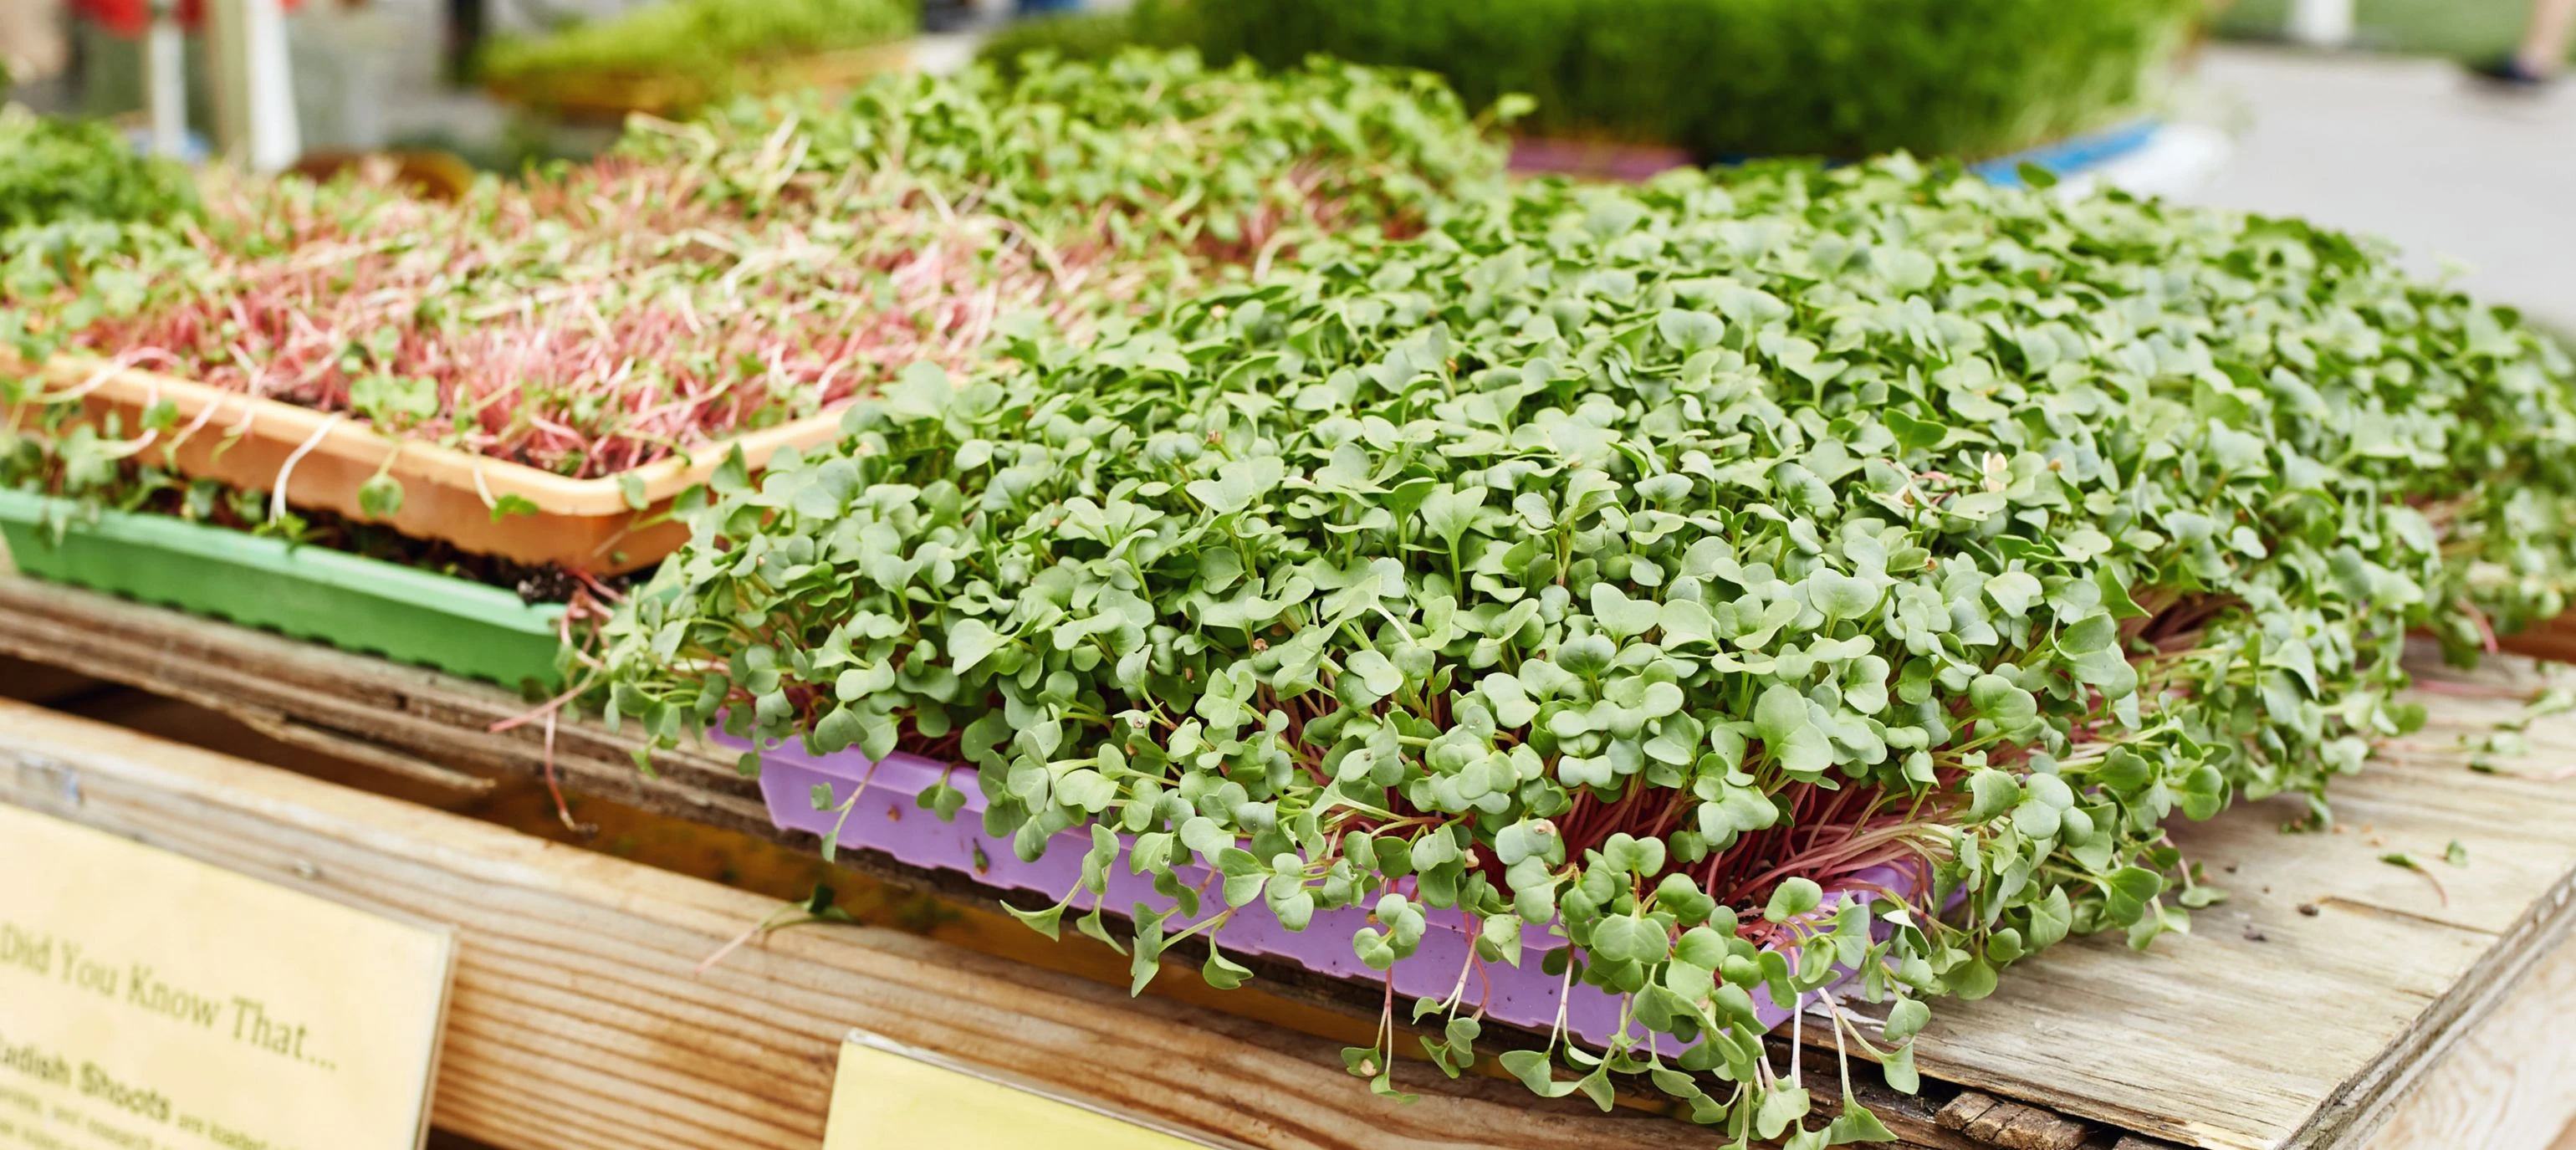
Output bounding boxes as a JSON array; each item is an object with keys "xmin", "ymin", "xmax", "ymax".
[
  {"xmin": 481, "ymin": 0, "xmax": 917, "ymax": 106},
  {"xmin": 981, "ymin": 0, "xmax": 2200, "ymax": 161}
]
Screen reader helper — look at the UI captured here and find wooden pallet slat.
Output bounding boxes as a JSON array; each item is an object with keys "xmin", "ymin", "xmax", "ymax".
[{"xmin": 1918, "ymin": 657, "xmax": 2576, "ymax": 1150}]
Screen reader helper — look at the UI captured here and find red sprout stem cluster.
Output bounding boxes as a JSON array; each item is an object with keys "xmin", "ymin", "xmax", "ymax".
[
  {"xmin": 69, "ymin": 146, "xmax": 1375, "ymax": 480},
  {"xmin": 79, "ymin": 160, "xmax": 1132, "ymax": 478}
]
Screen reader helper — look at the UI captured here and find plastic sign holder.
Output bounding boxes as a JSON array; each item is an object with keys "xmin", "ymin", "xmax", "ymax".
[{"xmin": 0, "ymin": 803, "xmax": 455, "ymax": 1150}]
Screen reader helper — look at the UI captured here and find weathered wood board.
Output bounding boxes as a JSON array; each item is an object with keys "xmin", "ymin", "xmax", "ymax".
[
  {"xmin": 0, "ymin": 577, "xmax": 767, "ymax": 833},
  {"xmin": 5, "ymin": 575, "xmax": 2576, "ymax": 1149},
  {"xmin": 2360, "ymin": 926, "xmax": 2576, "ymax": 1150},
  {"xmin": 1917, "ymin": 652, "xmax": 2576, "ymax": 1150}
]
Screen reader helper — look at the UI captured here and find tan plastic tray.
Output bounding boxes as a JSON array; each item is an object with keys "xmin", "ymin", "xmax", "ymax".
[{"xmin": 3, "ymin": 355, "xmax": 847, "ymax": 575}]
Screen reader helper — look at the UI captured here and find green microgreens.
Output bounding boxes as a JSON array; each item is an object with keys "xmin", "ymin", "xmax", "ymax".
[{"xmin": 601, "ymin": 156, "xmax": 2576, "ymax": 1136}]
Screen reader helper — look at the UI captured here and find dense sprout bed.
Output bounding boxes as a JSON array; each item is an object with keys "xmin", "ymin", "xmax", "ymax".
[
  {"xmin": 3, "ymin": 52, "xmax": 1503, "ymax": 483},
  {"xmin": 596, "ymin": 158, "xmax": 2576, "ymax": 1141}
]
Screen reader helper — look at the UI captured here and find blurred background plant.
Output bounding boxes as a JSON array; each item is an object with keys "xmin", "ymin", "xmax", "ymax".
[
  {"xmin": 982, "ymin": 0, "xmax": 2203, "ymax": 161},
  {"xmin": 2217, "ymin": 0, "xmax": 2565, "ymax": 59},
  {"xmin": 478, "ymin": 0, "xmax": 917, "ymax": 118},
  {"xmin": 0, "ymin": 103, "xmax": 198, "ymax": 231}
]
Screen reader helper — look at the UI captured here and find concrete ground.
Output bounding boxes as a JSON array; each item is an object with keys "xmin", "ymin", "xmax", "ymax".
[{"xmin": 2175, "ymin": 43, "xmax": 2576, "ymax": 332}]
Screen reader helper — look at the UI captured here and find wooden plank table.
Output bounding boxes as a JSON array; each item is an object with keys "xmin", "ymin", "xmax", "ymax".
[
  {"xmin": 3, "ymin": 575, "xmax": 2574, "ymax": 1150},
  {"xmin": 1920, "ymin": 652, "xmax": 2576, "ymax": 1150}
]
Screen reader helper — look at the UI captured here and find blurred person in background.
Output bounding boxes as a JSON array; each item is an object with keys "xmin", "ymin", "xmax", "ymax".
[
  {"xmin": 2474, "ymin": 0, "xmax": 2575, "ymax": 86},
  {"xmin": 73, "ymin": 0, "xmax": 312, "ymax": 38},
  {"xmin": 67, "ymin": 0, "xmax": 309, "ymax": 120}
]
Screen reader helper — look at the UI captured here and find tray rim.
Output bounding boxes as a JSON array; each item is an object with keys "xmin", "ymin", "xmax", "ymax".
[
  {"xmin": 0, "ymin": 484, "xmax": 569, "ymax": 687},
  {"xmin": 7, "ymin": 352, "xmax": 848, "ymax": 516}
]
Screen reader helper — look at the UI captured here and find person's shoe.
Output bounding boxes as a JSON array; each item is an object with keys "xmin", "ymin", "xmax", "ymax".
[{"xmin": 2469, "ymin": 55, "xmax": 2555, "ymax": 89}]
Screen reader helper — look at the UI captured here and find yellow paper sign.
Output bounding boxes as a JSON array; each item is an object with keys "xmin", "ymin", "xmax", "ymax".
[
  {"xmin": 825, "ymin": 1030, "xmax": 1238, "ymax": 1150},
  {"xmin": 0, "ymin": 803, "xmax": 455, "ymax": 1150}
]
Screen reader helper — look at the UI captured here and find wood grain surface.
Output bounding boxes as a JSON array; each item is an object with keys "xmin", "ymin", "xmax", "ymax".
[
  {"xmin": 2359, "ymin": 897, "xmax": 2576, "ymax": 1150},
  {"xmin": 1919, "ymin": 651, "xmax": 2576, "ymax": 1149}
]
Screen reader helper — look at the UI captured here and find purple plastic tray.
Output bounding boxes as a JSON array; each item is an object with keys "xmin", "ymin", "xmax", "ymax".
[{"xmin": 742, "ymin": 733, "xmax": 1908, "ymax": 1048}]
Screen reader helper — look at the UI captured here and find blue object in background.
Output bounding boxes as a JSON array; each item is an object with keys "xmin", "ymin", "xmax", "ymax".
[
  {"xmin": 1705, "ymin": 118, "xmax": 2166, "ymax": 187},
  {"xmin": 122, "ymin": 125, "xmax": 211, "ymax": 164},
  {"xmin": 1016, "ymin": 0, "xmax": 1086, "ymax": 12},
  {"xmin": 1971, "ymin": 119, "xmax": 2161, "ymax": 187}
]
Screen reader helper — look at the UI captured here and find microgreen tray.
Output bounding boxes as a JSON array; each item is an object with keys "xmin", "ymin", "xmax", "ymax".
[
  {"xmin": 4, "ymin": 355, "xmax": 846, "ymax": 575},
  {"xmin": 745, "ymin": 733, "xmax": 1904, "ymax": 1048},
  {"xmin": 0, "ymin": 488, "xmax": 567, "ymax": 690}
]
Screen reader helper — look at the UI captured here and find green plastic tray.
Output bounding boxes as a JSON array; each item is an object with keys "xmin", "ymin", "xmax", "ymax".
[{"xmin": 0, "ymin": 488, "xmax": 567, "ymax": 689}]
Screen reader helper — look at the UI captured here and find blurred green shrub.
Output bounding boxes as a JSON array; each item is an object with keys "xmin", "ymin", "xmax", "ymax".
[
  {"xmin": 0, "ymin": 106, "xmax": 197, "ymax": 233},
  {"xmin": 483, "ymin": 0, "xmax": 917, "ymax": 114},
  {"xmin": 980, "ymin": 0, "xmax": 2200, "ymax": 160},
  {"xmin": 977, "ymin": 9, "xmax": 1151, "ymax": 71}
]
